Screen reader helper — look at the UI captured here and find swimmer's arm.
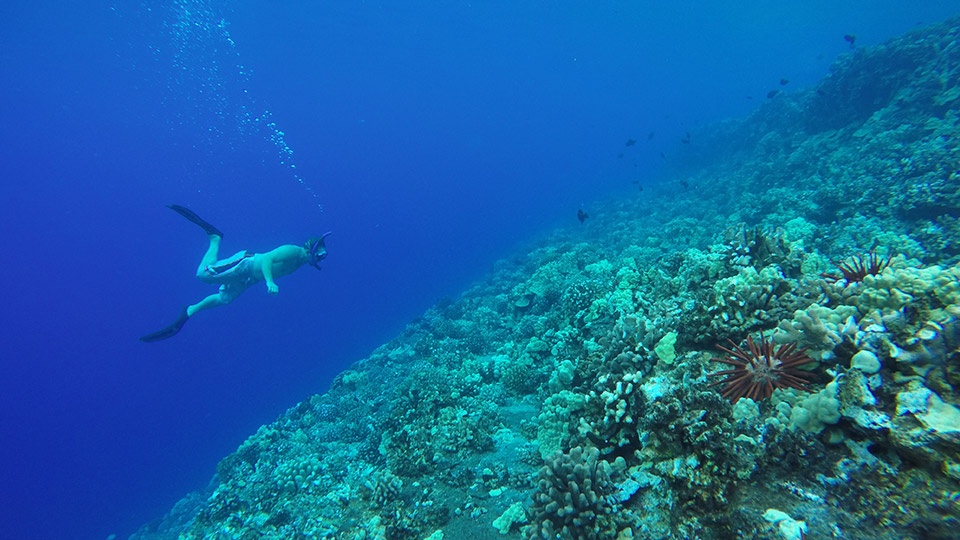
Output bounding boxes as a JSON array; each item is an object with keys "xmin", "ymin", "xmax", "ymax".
[{"xmin": 261, "ymin": 255, "xmax": 279, "ymax": 294}]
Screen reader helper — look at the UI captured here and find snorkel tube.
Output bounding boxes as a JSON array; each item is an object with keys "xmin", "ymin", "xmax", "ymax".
[{"xmin": 307, "ymin": 232, "xmax": 332, "ymax": 270}]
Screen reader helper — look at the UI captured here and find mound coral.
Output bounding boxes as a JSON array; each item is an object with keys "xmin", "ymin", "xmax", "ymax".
[{"xmin": 709, "ymin": 333, "xmax": 816, "ymax": 402}]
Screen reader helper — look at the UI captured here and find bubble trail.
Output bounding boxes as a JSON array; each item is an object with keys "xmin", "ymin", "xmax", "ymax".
[{"xmin": 144, "ymin": 0, "xmax": 323, "ymax": 211}]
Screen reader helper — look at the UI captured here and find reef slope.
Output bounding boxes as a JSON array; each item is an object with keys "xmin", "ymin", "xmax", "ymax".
[{"xmin": 131, "ymin": 18, "xmax": 960, "ymax": 540}]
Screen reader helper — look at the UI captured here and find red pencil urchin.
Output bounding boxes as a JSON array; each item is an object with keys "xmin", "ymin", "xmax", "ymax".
[
  {"xmin": 820, "ymin": 251, "xmax": 892, "ymax": 285},
  {"xmin": 709, "ymin": 333, "xmax": 816, "ymax": 402}
]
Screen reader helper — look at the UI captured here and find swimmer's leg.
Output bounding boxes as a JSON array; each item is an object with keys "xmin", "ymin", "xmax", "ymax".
[
  {"xmin": 139, "ymin": 291, "xmax": 232, "ymax": 342},
  {"xmin": 139, "ymin": 295, "xmax": 214, "ymax": 342},
  {"xmin": 196, "ymin": 235, "xmax": 222, "ymax": 279},
  {"xmin": 186, "ymin": 293, "xmax": 230, "ymax": 317}
]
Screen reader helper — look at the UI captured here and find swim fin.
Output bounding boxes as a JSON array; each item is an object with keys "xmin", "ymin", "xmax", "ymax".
[
  {"xmin": 140, "ymin": 307, "xmax": 190, "ymax": 342},
  {"xmin": 168, "ymin": 204, "xmax": 224, "ymax": 238}
]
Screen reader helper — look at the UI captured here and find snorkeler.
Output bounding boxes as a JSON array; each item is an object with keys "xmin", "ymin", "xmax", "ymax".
[{"xmin": 140, "ymin": 205, "xmax": 330, "ymax": 342}]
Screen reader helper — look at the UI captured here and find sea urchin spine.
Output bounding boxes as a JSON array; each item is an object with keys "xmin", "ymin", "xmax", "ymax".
[{"xmin": 709, "ymin": 333, "xmax": 815, "ymax": 402}]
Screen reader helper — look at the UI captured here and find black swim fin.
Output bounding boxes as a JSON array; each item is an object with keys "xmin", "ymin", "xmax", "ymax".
[
  {"xmin": 168, "ymin": 204, "xmax": 224, "ymax": 238},
  {"xmin": 140, "ymin": 307, "xmax": 190, "ymax": 342}
]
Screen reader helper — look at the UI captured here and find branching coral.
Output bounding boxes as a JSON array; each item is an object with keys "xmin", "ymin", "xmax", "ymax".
[{"xmin": 523, "ymin": 446, "xmax": 626, "ymax": 539}]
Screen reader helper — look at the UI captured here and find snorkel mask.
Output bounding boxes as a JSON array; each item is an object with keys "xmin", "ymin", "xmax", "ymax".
[{"xmin": 306, "ymin": 232, "xmax": 331, "ymax": 270}]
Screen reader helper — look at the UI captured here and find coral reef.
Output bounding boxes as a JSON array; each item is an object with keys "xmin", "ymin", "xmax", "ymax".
[{"xmin": 130, "ymin": 17, "xmax": 960, "ymax": 540}]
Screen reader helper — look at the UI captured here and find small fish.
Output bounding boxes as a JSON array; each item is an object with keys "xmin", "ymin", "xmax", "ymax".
[
  {"xmin": 584, "ymin": 432, "xmax": 605, "ymax": 447},
  {"xmin": 679, "ymin": 180, "xmax": 689, "ymax": 189},
  {"xmin": 844, "ymin": 34, "xmax": 856, "ymax": 47},
  {"xmin": 647, "ymin": 131, "xmax": 655, "ymax": 140},
  {"xmin": 577, "ymin": 209, "xmax": 589, "ymax": 224},
  {"xmin": 617, "ymin": 153, "xmax": 624, "ymax": 159},
  {"xmin": 767, "ymin": 89, "xmax": 780, "ymax": 99},
  {"xmin": 779, "ymin": 78, "xmax": 789, "ymax": 86},
  {"xmin": 681, "ymin": 132, "xmax": 691, "ymax": 144},
  {"xmin": 660, "ymin": 151, "xmax": 666, "ymax": 159},
  {"xmin": 625, "ymin": 138, "xmax": 636, "ymax": 146}
]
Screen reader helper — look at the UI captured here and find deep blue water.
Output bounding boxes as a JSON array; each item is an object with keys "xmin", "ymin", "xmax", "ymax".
[{"xmin": 1, "ymin": 2, "xmax": 957, "ymax": 539}]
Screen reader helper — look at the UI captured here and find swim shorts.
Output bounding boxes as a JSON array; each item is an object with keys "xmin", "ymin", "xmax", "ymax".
[{"xmin": 200, "ymin": 250, "xmax": 259, "ymax": 303}]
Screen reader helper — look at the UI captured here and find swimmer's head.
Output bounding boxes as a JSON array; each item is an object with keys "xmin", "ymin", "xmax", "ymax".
[{"xmin": 305, "ymin": 232, "xmax": 331, "ymax": 270}]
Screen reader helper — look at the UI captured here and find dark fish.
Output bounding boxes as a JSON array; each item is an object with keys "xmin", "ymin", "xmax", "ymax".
[
  {"xmin": 647, "ymin": 131, "xmax": 655, "ymax": 140},
  {"xmin": 584, "ymin": 432, "xmax": 606, "ymax": 447},
  {"xmin": 577, "ymin": 209, "xmax": 589, "ymax": 224},
  {"xmin": 780, "ymin": 78, "xmax": 789, "ymax": 86},
  {"xmin": 625, "ymin": 138, "xmax": 636, "ymax": 146},
  {"xmin": 767, "ymin": 89, "xmax": 780, "ymax": 99},
  {"xmin": 681, "ymin": 132, "xmax": 691, "ymax": 144},
  {"xmin": 679, "ymin": 180, "xmax": 689, "ymax": 189},
  {"xmin": 660, "ymin": 151, "xmax": 666, "ymax": 159},
  {"xmin": 844, "ymin": 34, "xmax": 856, "ymax": 47}
]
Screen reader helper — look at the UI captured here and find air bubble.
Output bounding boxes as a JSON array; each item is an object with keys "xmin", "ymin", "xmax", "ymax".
[{"xmin": 154, "ymin": 0, "xmax": 322, "ymax": 211}]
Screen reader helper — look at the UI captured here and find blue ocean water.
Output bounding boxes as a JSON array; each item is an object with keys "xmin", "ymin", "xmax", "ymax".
[{"xmin": 0, "ymin": 2, "xmax": 957, "ymax": 539}]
